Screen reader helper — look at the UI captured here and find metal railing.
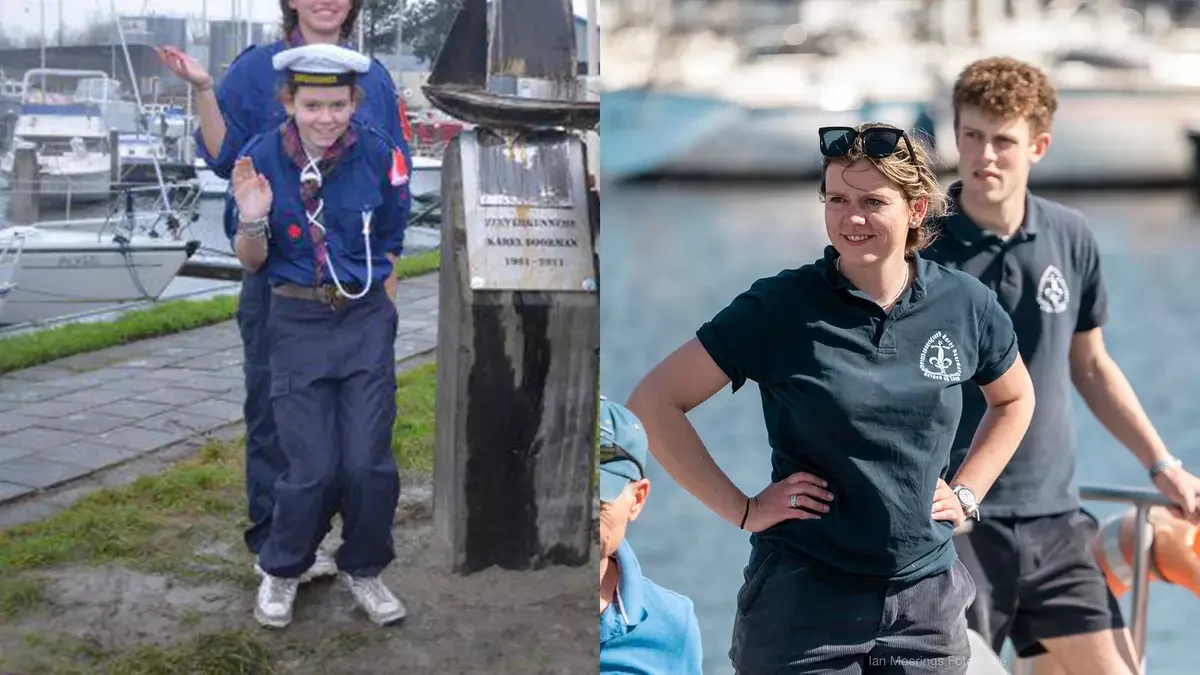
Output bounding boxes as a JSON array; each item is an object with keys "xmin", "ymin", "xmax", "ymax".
[{"xmin": 1011, "ymin": 484, "xmax": 1173, "ymax": 675}]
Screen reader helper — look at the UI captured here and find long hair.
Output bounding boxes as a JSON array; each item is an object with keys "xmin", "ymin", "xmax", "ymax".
[{"xmin": 279, "ymin": 0, "xmax": 362, "ymax": 41}]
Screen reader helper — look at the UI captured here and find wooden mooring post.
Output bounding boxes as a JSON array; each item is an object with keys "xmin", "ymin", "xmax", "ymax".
[
  {"xmin": 6, "ymin": 145, "xmax": 40, "ymax": 224},
  {"xmin": 429, "ymin": 0, "xmax": 599, "ymax": 574},
  {"xmin": 433, "ymin": 129, "xmax": 598, "ymax": 574}
]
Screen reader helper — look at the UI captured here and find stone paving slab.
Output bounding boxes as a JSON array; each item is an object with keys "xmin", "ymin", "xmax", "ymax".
[{"xmin": 0, "ymin": 273, "xmax": 441, "ymax": 506}]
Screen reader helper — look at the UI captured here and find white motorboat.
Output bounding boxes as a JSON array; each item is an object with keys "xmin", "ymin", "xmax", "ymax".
[
  {"xmin": 116, "ymin": 133, "xmax": 168, "ymax": 179},
  {"xmin": 0, "ymin": 69, "xmax": 116, "ymax": 206},
  {"xmin": 0, "ymin": 225, "xmax": 199, "ymax": 325},
  {"xmin": 0, "ymin": 108, "xmax": 112, "ymax": 205}
]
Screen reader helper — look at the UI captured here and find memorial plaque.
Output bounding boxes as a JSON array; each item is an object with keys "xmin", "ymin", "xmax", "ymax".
[{"xmin": 459, "ymin": 128, "xmax": 597, "ymax": 292}]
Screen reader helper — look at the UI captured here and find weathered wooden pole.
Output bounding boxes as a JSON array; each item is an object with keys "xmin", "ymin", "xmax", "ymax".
[
  {"xmin": 7, "ymin": 145, "xmax": 40, "ymax": 225},
  {"xmin": 427, "ymin": 0, "xmax": 600, "ymax": 574}
]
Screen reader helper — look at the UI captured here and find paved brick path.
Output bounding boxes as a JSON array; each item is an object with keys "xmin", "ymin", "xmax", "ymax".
[{"xmin": 0, "ymin": 273, "xmax": 439, "ymax": 506}]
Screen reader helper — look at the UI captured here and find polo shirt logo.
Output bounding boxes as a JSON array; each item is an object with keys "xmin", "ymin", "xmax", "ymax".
[
  {"xmin": 1036, "ymin": 265, "xmax": 1070, "ymax": 314},
  {"xmin": 919, "ymin": 332, "xmax": 963, "ymax": 382}
]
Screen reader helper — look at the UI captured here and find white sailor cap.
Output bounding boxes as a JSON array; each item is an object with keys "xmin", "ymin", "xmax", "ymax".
[{"xmin": 272, "ymin": 44, "xmax": 371, "ymax": 87}]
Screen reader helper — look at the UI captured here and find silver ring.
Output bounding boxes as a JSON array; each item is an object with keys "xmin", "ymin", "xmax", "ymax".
[{"xmin": 789, "ymin": 494, "xmax": 799, "ymax": 509}]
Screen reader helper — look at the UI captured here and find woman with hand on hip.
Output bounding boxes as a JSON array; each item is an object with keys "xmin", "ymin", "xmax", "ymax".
[
  {"xmin": 626, "ymin": 123, "xmax": 1036, "ymax": 674},
  {"xmin": 232, "ymin": 43, "xmax": 409, "ymax": 630}
]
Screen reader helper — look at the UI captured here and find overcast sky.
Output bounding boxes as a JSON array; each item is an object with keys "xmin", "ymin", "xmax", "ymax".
[{"xmin": 0, "ymin": 0, "xmax": 596, "ymax": 39}]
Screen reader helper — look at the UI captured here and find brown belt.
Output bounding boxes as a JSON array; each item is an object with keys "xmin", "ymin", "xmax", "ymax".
[{"xmin": 272, "ymin": 283, "xmax": 365, "ymax": 308}]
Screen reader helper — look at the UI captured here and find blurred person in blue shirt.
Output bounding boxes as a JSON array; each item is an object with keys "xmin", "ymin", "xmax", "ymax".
[{"xmin": 599, "ymin": 397, "xmax": 703, "ymax": 675}]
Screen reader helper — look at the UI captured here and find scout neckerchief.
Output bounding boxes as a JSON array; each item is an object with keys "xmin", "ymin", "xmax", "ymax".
[{"xmin": 280, "ymin": 120, "xmax": 357, "ymax": 289}]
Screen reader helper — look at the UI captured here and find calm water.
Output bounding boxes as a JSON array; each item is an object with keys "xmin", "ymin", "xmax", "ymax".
[{"xmin": 599, "ymin": 181, "xmax": 1200, "ymax": 674}]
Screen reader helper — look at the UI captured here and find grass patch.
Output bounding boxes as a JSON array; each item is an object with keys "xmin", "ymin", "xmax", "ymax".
[
  {"xmin": 0, "ymin": 364, "xmax": 439, "ymax": 668},
  {"xmin": 0, "ymin": 249, "xmax": 441, "ymax": 376},
  {"xmin": 1, "ymin": 577, "xmax": 47, "ymax": 618},
  {"xmin": 0, "ymin": 362, "xmax": 439, "ymax": 579},
  {"xmin": 103, "ymin": 630, "xmax": 275, "ymax": 675}
]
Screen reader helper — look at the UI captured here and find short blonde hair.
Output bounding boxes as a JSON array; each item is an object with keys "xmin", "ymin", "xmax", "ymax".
[{"xmin": 818, "ymin": 122, "xmax": 948, "ymax": 257}]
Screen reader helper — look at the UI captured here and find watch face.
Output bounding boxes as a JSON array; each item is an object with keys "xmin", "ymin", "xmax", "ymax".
[{"xmin": 956, "ymin": 487, "xmax": 977, "ymax": 507}]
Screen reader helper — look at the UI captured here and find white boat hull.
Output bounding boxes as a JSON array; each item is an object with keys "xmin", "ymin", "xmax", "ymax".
[
  {"xmin": 605, "ymin": 87, "xmax": 1200, "ymax": 188},
  {"xmin": 410, "ymin": 156, "xmax": 441, "ymax": 199},
  {"xmin": 0, "ymin": 159, "xmax": 112, "ymax": 204},
  {"xmin": 34, "ymin": 169, "xmax": 111, "ymax": 204},
  {"xmin": 0, "ymin": 246, "xmax": 19, "ymax": 318},
  {"xmin": 0, "ymin": 226, "xmax": 197, "ymax": 325},
  {"xmin": 194, "ymin": 161, "xmax": 228, "ymax": 198},
  {"xmin": 1024, "ymin": 92, "xmax": 1200, "ymax": 186}
]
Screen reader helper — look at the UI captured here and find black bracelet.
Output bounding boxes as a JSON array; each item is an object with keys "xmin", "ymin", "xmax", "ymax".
[{"xmin": 739, "ymin": 497, "xmax": 751, "ymax": 529}]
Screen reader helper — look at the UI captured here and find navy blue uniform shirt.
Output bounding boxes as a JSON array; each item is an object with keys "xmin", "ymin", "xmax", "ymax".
[
  {"xmin": 697, "ymin": 247, "xmax": 1019, "ymax": 583},
  {"xmin": 600, "ymin": 540, "xmax": 703, "ymax": 674},
  {"xmin": 239, "ymin": 121, "xmax": 406, "ymax": 288},
  {"xmin": 925, "ymin": 182, "xmax": 1109, "ymax": 518},
  {"xmin": 196, "ymin": 40, "xmax": 411, "ymax": 255}
]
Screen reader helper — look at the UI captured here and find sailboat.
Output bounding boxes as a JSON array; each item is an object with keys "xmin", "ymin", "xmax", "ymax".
[{"xmin": 0, "ymin": 13, "xmax": 203, "ymax": 326}]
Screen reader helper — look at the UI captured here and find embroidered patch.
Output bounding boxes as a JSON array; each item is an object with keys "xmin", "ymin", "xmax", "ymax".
[
  {"xmin": 919, "ymin": 331, "xmax": 963, "ymax": 383},
  {"xmin": 1036, "ymin": 264, "xmax": 1070, "ymax": 314},
  {"xmin": 287, "ymin": 223, "xmax": 302, "ymax": 241}
]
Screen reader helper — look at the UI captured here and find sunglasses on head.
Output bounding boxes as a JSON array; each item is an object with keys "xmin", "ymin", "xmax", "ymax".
[
  {"xmin": 600, "ymin": 443, "xmax": 645, "ymax": 481},
  {"xmin": 819, "ymin": 125, "xmax": 919, "ymax": 167}
]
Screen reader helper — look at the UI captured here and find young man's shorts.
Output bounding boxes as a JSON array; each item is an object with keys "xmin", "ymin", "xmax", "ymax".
[{"xmin": 955, "ymin": 508, "xmax": 1125, "ymax": 658}]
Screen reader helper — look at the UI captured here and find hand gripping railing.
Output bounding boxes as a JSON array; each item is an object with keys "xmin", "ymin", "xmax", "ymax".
[{"xmin": 1012, "ymin": 485, "xmax": 1172, "ymax": 674}]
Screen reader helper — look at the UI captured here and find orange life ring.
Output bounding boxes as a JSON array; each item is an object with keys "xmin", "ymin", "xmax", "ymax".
[{"xmin": 1092, "ymin": 506, "xmax": 1200, "ymax": 598}]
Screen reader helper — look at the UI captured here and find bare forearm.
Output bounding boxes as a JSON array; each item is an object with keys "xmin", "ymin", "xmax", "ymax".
[
  {"xmin": 1075, "ymin": 360, "xmax": 1169, "ymax": 470},
  {"xmin": 953, "ymin": 398, "xmax": 1034, "ymax": 499},
  {"xmin": 625, "ymin": 388, "xmax": 748, "ymax": 527},
  {"xmin": 194, "ymin": 87, "xmax": 228, "ymax": 160},
  {"xmin": 234, "ymin": 234, "xmax": 267, "ymax": 271}
]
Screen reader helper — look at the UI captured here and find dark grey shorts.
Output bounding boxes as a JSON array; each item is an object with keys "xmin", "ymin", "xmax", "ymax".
[
  {"xmin": 730, "ymin": 546, "xmax": 977, "ymax": 675},
  {"xmin": 955, "ymin": 509, "xmax": 1125, "ymax": 659}
]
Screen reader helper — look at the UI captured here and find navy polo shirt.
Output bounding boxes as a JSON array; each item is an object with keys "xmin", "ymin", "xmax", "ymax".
[
  {"xmin": 924, "ymin": 182, "xmax": 1109, "ymax": 518},
  {"xmin": 696, "ymin": 247, "xmax": 1019, "ymax": 583},
  {"xmin": 600, "ymin": 541, "xmax": 703, "ymax": 674}
]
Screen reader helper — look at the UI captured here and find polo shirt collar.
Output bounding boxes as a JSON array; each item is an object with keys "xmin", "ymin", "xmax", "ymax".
[
  {"xmin": 600, "ymin": 540, "xmax": 648, "ymax": 642},
  {"xmin": 944, "ymin": 181, "xmax": 1039, "ymax": 246},
  {"xmin": 817, "ymin": 245, "xmax": 929, "ymax": 305}
]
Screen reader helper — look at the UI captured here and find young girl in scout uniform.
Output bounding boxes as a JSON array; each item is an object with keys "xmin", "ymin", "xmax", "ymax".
[{"xmin": 232, "ymin": 43, "xmax": 410, "ymax": 629}]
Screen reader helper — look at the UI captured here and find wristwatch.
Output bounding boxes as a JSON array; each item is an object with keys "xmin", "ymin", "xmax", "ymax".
[
  {"xmin": 951, "ymin": 484, "xmax": 981, "ymax": 522},
  {"xmin": 1149, "ymin": 456, "xmax": 1183, "ymax": 480}
]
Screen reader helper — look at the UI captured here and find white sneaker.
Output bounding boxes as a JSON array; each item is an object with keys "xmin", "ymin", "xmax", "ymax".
[
  {"xmin": 254, "ymin": 574, "xmax": 300, "ymax": 628},
  {"xmin": 255, "ymin": 548, "xmax": 338, "ymax": 583},
  {"xmin": 340, "ymin": 572, "xmax": 407, "ymax": 626},
  {"xmin": 302, "ymin": 548, "xmax": 338, "ymax": 582}
]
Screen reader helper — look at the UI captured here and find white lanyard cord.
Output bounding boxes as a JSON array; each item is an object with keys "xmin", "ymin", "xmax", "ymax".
[{"xmin": 301, "ymin": 149, "xmax": 373, "ymax": 301}]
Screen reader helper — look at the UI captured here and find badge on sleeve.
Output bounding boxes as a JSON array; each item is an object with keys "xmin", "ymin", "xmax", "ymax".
[{"xmin": 389, "ymin": 148, "xmax": 409, "ymax": 187}]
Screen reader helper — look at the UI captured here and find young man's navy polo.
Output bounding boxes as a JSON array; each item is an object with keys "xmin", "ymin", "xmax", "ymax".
[
  {"xmin": 924, "ymin": 182, "xmax": 1109, "ymax": 518},
  {"xmin": 600, "ymin": 540, "xmax": 703, "ymax": 674},
  {"xmin": 696, "ymin": 246, "xmax": 1019, "ymax": 584}
]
